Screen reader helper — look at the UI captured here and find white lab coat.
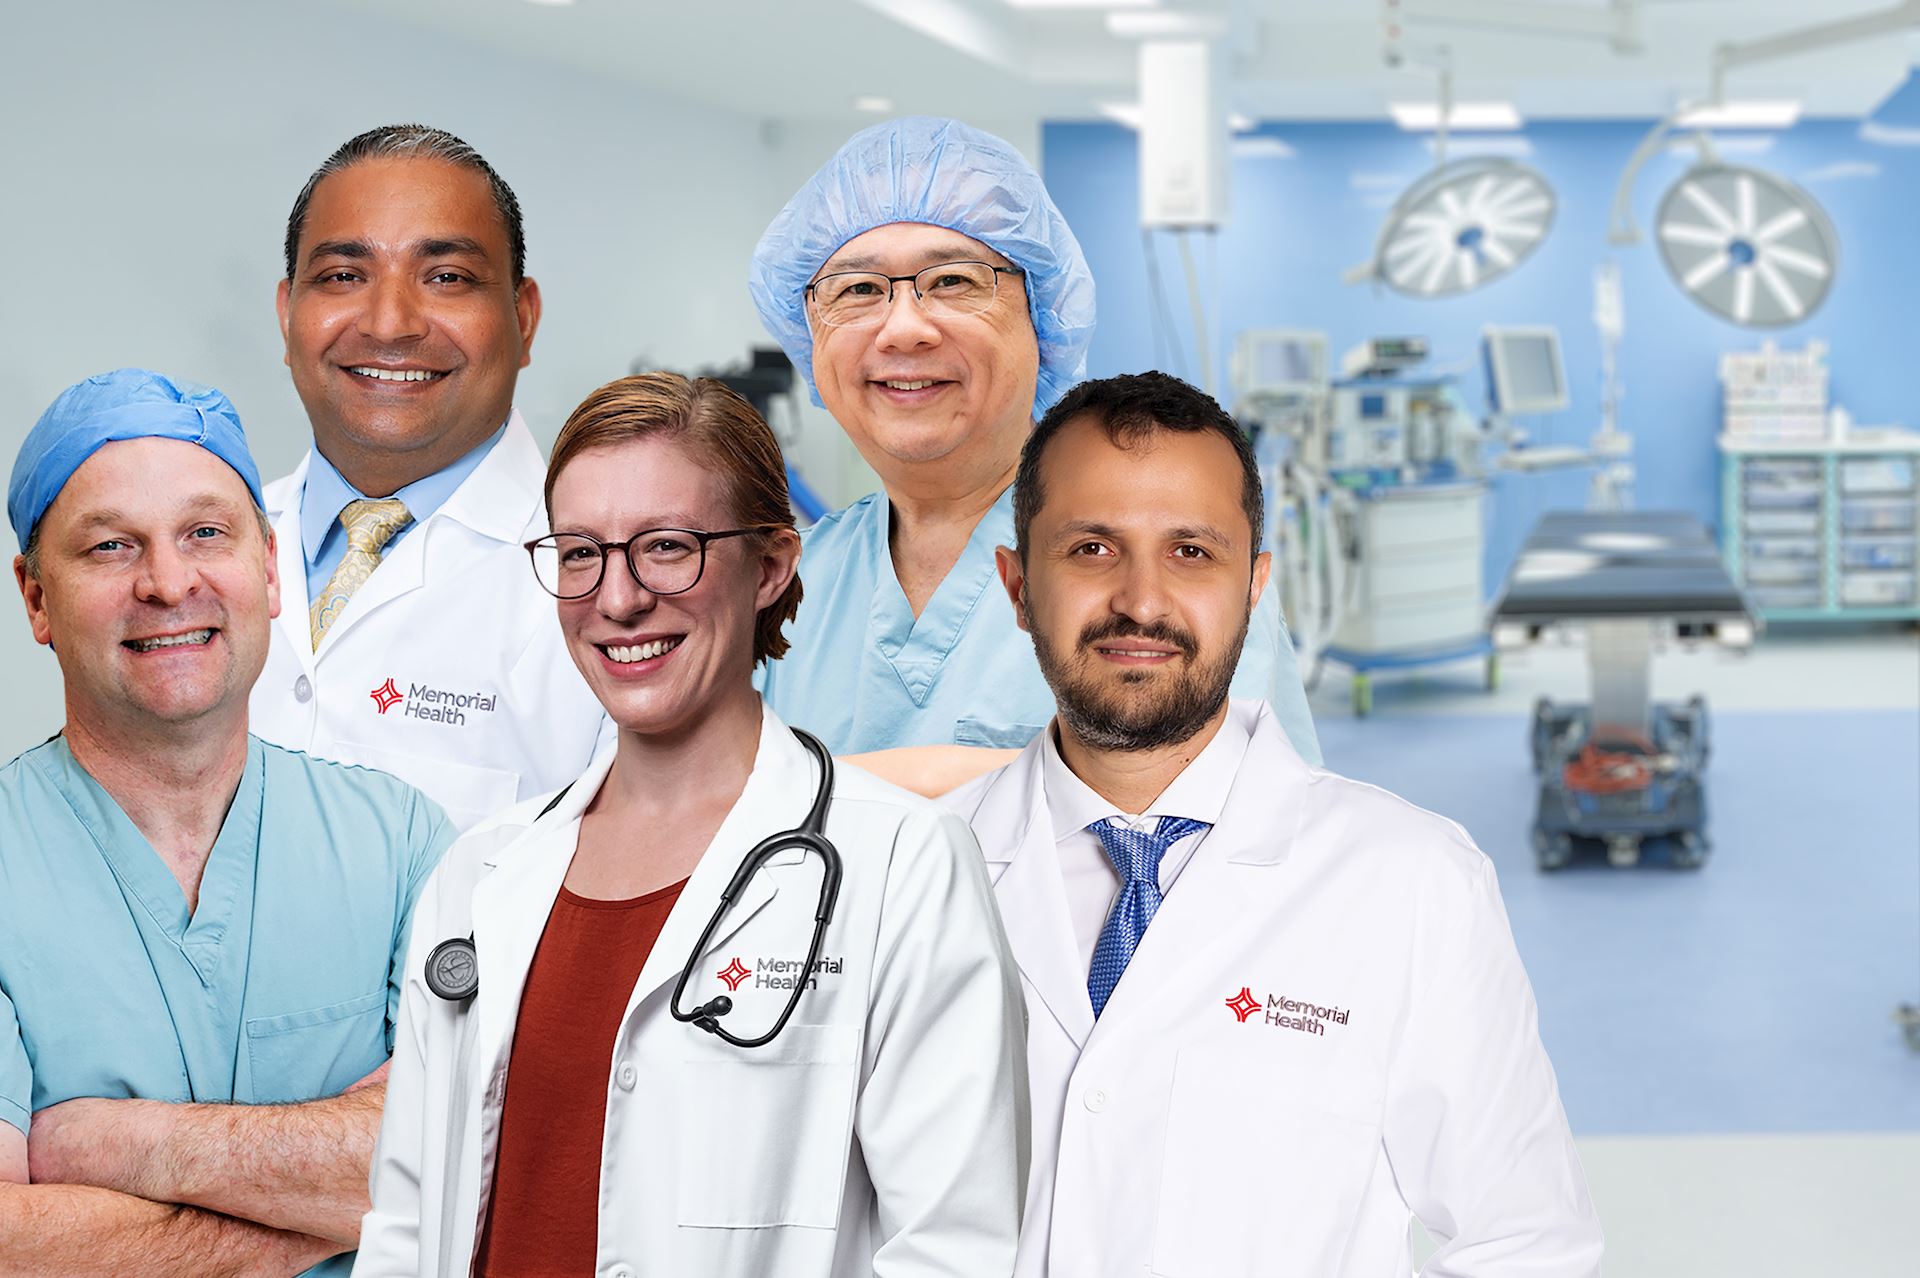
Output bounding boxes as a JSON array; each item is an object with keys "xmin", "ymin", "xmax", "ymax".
[
  {"xmin": 946, "ymin": 700, "xmax": 1602, "ymax": 1278},
  {"xmin": 251, "ymin": 412, "xmax": 609, "ymax": 830},
  {"xmin": 353, "ymin": 706, "xmax": 1029, "ymax": 1278}
]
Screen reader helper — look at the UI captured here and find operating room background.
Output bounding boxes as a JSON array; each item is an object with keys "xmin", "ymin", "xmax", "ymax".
[
  {"xmin": 2, "ymin": 3, "xmax": 1917, "ymax": 1271},
  {"xmin": 1044, "ymin": 104, "xmax": 1920, "ymax": 589}
]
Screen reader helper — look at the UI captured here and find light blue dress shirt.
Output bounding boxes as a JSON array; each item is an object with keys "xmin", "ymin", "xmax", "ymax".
[
  {"xmin": 0, "ymin": 736, "xmax": 453, "ymax": 1278},
  {"xmin": 300, "ymin": 426, "xmax": 506, "ymax": 600},
  {"xmin": 758, "ymin": 486, "xmax": 1322, "ymax": 762}
]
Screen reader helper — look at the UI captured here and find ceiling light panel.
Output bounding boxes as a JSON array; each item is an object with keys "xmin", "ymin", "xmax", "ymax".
[
  {"xmin": 1676, "ymin": 100, "xmax": 1803, "ymax": 130},
  {"xmin": 1389, "ymin": 101, "xmax": 1524, "ymax": 131}
]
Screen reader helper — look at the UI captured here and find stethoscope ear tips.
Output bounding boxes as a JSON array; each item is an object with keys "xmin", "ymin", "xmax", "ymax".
[
  {"xmin": 688, "ymin": 995, "xmax": 733, "ymax": 1035},
  {"xmin": 705, "ymin": 995, "xmax": 734, "ymax": 1017}
]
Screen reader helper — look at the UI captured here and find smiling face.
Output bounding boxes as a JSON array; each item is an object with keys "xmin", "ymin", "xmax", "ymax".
[
  {"xmin": 546, "ymin": 434, "xmax": 799, "ymax": 741},
  {"xmin": 15, "ymin": 438, "xmax": 279, "ymax": 738},
  {"xmin": 806, "ymin": 221, "xmax": 1038, "ymax": 482},
  {"xmin": 276, "ymin": 155, "xmax": 540, "ymax": 493},
  {"xmin": 997, "ymin": 415, "xmax": 1271, "ymax": 753}
]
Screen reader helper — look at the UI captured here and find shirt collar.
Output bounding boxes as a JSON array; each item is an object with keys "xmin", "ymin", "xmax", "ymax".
[
  {"xmin": 299, "ymin": 422, "xmax": 508, "ymax": 571},
  {"xmin": 1040, "ymin": 698, "xmax": 1259, "ymax": 841}
]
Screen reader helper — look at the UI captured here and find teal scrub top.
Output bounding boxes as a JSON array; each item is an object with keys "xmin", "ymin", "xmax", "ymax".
[
  {"xmin": 759, "ymin": 486, "xmax": 1322, "ymax": 763},
  {"xmin": 0, "ymin": 735, "xmax": 453, "ymax": 1278}
]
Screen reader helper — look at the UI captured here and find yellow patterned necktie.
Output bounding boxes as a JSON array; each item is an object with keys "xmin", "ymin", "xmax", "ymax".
[{"xmin": 309, "ymin": 498, "xmax": 413, "ymax": 649}]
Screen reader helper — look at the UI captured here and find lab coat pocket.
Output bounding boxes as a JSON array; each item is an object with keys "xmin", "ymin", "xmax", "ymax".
[
  {"xmin": 245, "ymin": 989, "xmax": 387, "ymax": 1104},
  {"xmin": 1149, "ymin": 1042, "xmax": 1382, "ymax": 1278},
  {"xmin": 675, "ymin": 1022, "xmax": 861, "ymax": 1229},
  {"xmin": 954, "ymin": 719, "xmax": 1046, "ymax": 750},
  {"xmin": 337, "ymin": 740, "xmax": 520, "ymax": 830}
]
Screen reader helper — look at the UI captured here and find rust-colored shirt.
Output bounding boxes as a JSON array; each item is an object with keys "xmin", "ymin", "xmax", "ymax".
[{"xmin": 475, "ymin": 878, "xmax": 688, "ymax": 1278}]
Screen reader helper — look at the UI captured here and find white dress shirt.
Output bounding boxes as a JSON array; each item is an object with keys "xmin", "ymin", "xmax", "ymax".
[{"xmin": 1039, "ymin": 700, "xmax": 1259, "ymax": 970}]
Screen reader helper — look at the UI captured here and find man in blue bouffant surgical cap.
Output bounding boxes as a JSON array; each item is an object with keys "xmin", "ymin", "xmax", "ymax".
[
  {"xmin": 9, "ymin": 368, "xmax": 265, "ymax": 554},
  {"xmin": 0, "ymin": 367, "xmax": 453, "ymax": 1276},
  {"xmin": 748, "ymin": 116, "xmax": 1318, "ymax": 786}
]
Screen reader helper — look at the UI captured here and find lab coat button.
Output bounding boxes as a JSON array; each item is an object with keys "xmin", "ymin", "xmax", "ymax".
[
  {"xmin": 294, "ymin": 675, "xmax": 312, "ymax": 703},
  {"xmin": 1084, "ymin": 1087, "xmax": 1108, "ymax": 1113},
  {"xmin": 615, "ymin": 1061, "xmax": 637, "ymax": 1091}
]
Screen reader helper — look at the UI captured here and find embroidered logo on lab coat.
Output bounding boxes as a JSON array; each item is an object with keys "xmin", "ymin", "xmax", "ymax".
[
  {"xmin": 717, "ymin": 957, "xmax": 753, "ymax": 991},
  {"xmin": 370, "ymin": 678, "xmax": 404, "ymax": 714},
  {"xmin": 365, "ymin": 677, "xmax": 500, "ymax": 727},
  {"xmin": 1225, "ymin": 987, "xmax": 1261, "ymax": 1022},
  {"xmin": 720, "ymin": 954, "xmax": 846, "ymax": 992},
  {"xmin": 1225, "ymin": 987, "xmax": 1353, "ymax": 1036}
]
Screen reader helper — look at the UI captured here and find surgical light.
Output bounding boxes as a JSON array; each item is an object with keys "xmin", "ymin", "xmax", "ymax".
[
  {"xmin": 1352, "ymin": 157, "xmax": 1556, "ymax": 298},
  {"xmin": 1654, "ymin": 164, "xmax": 1837, "ymax": 326}
]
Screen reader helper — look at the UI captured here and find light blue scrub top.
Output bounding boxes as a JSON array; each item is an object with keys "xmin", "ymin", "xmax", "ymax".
[
  {"xmin": 758, "ymin": 486, "xmax": 1322, "ymax": 763},
  {"xmin": 0, "ymin": 735, "xmax": 453, "ymax": 1278}
]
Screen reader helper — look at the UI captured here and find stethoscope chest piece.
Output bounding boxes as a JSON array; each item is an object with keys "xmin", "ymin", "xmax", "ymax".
[{"xmin": 425, "ymin": 935, "xmax": 479, "ymax": 1002}]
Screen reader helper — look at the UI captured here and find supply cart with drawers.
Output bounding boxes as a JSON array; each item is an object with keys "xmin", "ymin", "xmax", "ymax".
[{"xmin": 1719, "ymin": 434, "xmax": 1920, "ymax": 623}]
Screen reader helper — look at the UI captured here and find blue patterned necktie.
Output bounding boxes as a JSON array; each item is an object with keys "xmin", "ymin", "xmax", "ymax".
[{"xmin": 1086, "ymin": 816, "xmax": 1211, "ymax": 1018}]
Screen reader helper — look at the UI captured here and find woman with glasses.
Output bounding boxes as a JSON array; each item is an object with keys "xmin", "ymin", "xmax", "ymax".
[{"xmin": 353, "ymin": 374, "xmax": 1027, "ymax": 1278}]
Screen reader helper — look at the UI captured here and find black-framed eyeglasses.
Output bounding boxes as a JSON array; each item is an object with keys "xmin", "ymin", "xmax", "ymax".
[
  {"xmin": 804, "ymin": 259, "xmax": 1025, "ymax": 328},
  {"xmin": 524, "ymin": 527, "xmax": 781, "ymax": 600}
]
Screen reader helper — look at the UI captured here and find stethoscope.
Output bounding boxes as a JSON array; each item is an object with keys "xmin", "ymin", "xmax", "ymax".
[{"xmin": 424, "ymin": 727, "xmax": 844, "ymax": 1050}]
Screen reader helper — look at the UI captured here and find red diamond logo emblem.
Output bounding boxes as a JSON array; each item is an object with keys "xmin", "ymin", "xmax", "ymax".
[
  {"xmin": 369, "ymin": 678, "xmax": 404, "ymax": 714},
  {"xmin": 717, "ymin": 957, "xmax": 752, "ymax": 991},
  {"xmin": 1225, "ymin": 986, "xmax": 1261, "ymax": 1023}
]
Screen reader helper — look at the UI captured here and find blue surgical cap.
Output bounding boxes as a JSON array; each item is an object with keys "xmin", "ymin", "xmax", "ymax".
[
  {"xmin": 9, "ymin": 368, "xmax": 264, "ymax": 551},
  {"xmin": 749, "ymin": 116, "xmax": 1096, "ymax": 418}
]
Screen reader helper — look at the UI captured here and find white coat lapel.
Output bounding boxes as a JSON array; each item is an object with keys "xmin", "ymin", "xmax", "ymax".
[
  {"xmin": 311, "ymin": 411, "xmax": 544, "ymax": 657},
  {"xmin": 314, "ymin": 517, "xmax": 427, "ymax": 656},
  {"xmin": 468, "ymin": 749, "xmax": 617, "ymax": 1073},
  {"xmin": 1089, "ymin": 706, "xmax": 1313, "ymax": 1028},
  {"xmin": 268, "ymin": 461, "xmax": 317, "ymax": 672},
  {"xmin": 972, "ymin": 742, "xmax": 1097, "ymax": 1049},
  {"xmin": 621, "ymin": 711, "xmax": 822, "ymax": 1023}
]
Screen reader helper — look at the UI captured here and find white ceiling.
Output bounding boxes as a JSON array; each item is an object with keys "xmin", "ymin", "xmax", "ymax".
[{"xmin": 337, "ymin": 0, "xmax": 1919, "ymax": 128}]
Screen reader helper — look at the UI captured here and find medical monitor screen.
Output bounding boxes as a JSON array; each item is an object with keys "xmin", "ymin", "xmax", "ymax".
[
  {"xmin": 1236, "ymin": 330, "xmax": 1328, "ymax": 397},
  {"xmin": 1254, "ymin": 340, "xmax": 1319, "ymax": 388},
  {"xmin": 1485, "ymin": 328, "xmax": 1568, "ymax": 416}
]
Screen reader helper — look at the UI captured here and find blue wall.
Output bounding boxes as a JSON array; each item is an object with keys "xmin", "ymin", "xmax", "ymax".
[{"xmin": 1041, "ymin": 113, "xmax": 1918, "ymax": 589}]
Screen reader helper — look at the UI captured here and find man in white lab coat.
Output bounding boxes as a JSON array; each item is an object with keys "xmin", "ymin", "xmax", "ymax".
[
  {"xmin": 252, "ymin": 124, "xmax": 606, "ymax": 829},
  {"xmin": 948, "ymin": 370, "xmax": 1603, "ymax": 1277}
]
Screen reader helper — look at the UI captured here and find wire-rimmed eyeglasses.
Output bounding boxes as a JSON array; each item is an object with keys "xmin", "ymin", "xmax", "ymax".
[
  {"xmin": 524, "ymin": 527, "xmax": 780, "ymax": 600},
  {"xmin": 804, "ymin": 260, "xmax": 1024, "ymax": 328}
]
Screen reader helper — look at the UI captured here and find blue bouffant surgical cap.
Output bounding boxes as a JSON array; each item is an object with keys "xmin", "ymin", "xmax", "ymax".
[
  {"xmin": 9, "ymin": 369, "xmax": 264, "ymax": 551},
  {"xmin": 749, "ymin": 116, "xmax": 1096, "ymax": 419}
]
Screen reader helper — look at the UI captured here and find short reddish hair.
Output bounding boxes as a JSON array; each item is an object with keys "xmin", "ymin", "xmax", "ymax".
[{"xmin": 545, "ymin": 373, "xmax": 801, "ymax": 665}]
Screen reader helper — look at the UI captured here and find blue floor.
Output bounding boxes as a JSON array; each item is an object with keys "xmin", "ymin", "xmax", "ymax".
[{"xmin": 1317, "ymin": 708, "xmax": 1920, "ymax": 1136}]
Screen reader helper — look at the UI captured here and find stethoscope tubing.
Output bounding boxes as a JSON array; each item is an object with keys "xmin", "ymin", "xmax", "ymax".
[{"xmin": 426, "ymin": 728, "xmax": 844, "ymax": 1054}]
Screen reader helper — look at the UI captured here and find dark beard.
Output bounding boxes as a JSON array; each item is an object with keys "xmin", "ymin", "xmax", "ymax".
[{"xmin": 1029, "ymin": 609, "xmax": 1249, "ymax": 753}]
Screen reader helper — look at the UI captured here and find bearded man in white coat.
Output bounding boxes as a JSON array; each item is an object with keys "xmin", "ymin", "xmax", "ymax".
[{"xmin": 946, "ymin": 371, "xmax": 1603, "ymax": 1278}]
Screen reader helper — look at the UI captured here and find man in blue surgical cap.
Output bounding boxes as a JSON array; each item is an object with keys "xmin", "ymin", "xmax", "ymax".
[
  {"xmin": 750, "ymin": 117, "xmax": 1319, "ymax": 776},
  {"xmin": 1, "ymin": 370, "xmax": 452, "ymax": 1276}
]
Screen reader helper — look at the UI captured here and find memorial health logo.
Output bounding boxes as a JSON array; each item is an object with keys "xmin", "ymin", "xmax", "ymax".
[
  {"xmin": 369, "ymin": 678, "xmax": 404, "ymax": 714},
  {"xmin": 1225, "ymin": 987, "xmax": 1262, "ymax": 1023},
  {"xmin": 1226, "ymin": 984, "xmax": 1353, "ymax": 1037},
  {"xmin": 717, "ymin": 958, "xmax": 752, "ymax": 991}
]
